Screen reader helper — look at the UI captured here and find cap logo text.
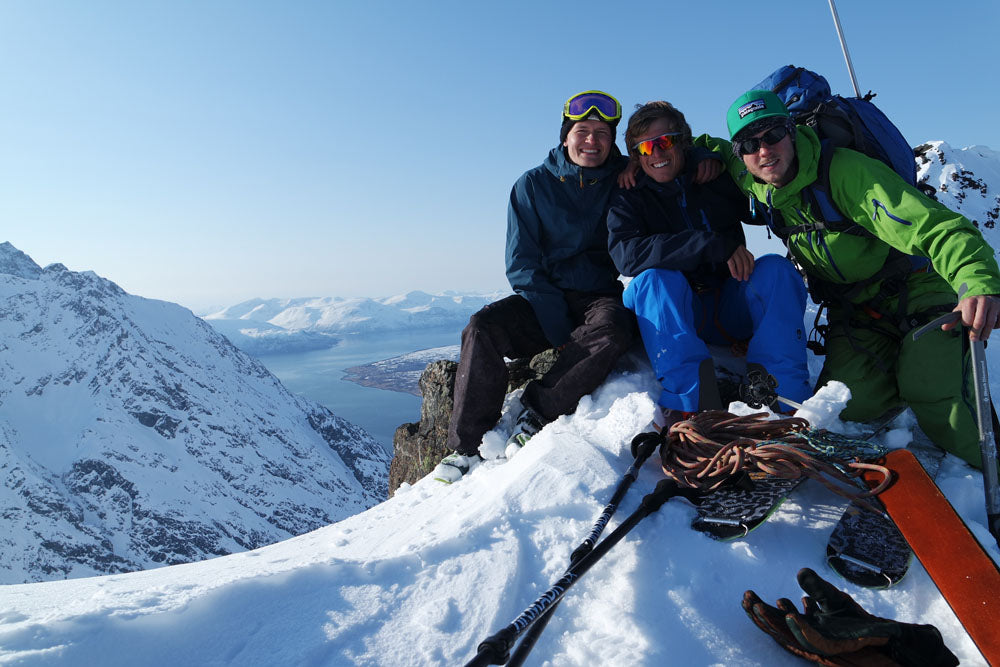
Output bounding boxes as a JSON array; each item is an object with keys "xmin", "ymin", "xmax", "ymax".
[{"xmin": 738, "ymin": 99, "xmax": 767, "ymax": 118}]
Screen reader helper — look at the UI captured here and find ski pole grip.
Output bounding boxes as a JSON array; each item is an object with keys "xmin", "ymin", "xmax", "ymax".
[{"xmin": 629, "ymin": 431, "xmax": 663, "ymax": 462}]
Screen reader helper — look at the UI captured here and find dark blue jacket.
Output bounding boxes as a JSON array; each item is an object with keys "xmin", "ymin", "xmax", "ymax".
[
  {"xmin": 506, "ymin": 146, "xmax": 628, "ymax": 346},
  {"xmin": 607, "ymin": 154, "xmax": 749, "ymax": 289}
]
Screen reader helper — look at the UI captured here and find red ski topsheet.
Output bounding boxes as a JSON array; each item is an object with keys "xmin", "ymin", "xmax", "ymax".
[{"xmin": 864, "ymin": 448, "xmax": 1000, "ymax": 663}]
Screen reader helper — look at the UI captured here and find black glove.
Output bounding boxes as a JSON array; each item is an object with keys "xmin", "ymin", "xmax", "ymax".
[{"xmin": 742, "ymin": 568, "xmax": 958, "ymax": 667}]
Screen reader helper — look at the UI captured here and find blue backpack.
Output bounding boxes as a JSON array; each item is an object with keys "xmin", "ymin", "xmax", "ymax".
[
  {"xmin": 749, "ymin": 65, "xmax": 931, "ymax": 245},
  {"xmin": 752, "ymin": 65, "xmax": 917, "ymax": 187}
]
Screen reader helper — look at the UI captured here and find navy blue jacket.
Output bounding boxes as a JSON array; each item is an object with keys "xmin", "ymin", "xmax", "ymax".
[
  {"xmin": 506, "ymin": 146, "xmax": 628, "ymax": 346},
  {"xmin": 607, "ymin": 154, "xmax": 749, "ymax": 289}
]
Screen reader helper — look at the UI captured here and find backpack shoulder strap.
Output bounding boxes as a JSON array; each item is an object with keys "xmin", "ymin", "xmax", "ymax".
[
  {"xmin": 803, "ymin": 143, "xmax": 843, "ymax": 224},
  {"xmin": 792, "ymin": 141, "xmax": 877, "ymax": 239}
]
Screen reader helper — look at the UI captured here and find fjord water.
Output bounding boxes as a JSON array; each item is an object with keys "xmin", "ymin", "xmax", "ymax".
[{"xmin": 258, "ymin": 327, "xmax": 460, "ymax": 452}]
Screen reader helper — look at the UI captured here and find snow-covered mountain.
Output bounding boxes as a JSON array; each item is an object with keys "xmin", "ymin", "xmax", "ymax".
[
  {"xmin": 0, "ymin": 243, "xmax": 390, "ymax": 584},
  {"xmin": 917, "ymin": 141, "xmax": 1000, "ymax": 239},
  {"xmin": 204, "ymin": 291, "xmax": 507, "ymax": 355}
]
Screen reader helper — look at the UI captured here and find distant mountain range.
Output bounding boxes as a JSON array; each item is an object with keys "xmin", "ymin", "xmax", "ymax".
[
  {"xmin": 0, "ymin": 243, "xmax": 390, "ymax": 584},
  {"xmin": 203, "ymin": 291, "xmax": 507, "ymax": 355}
]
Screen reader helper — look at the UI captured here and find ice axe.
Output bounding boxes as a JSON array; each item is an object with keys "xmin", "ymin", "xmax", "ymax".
[{"xmin": 912, "ymin": 284, "xmax": 1000, "ymax": 548}]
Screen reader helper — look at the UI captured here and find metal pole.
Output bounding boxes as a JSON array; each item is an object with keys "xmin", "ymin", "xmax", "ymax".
[
  {"xmin": 970, "ymin": 339, "xmax": 1000, "ymax": 547},
  {"xmin": 828, "ymin": 0, "xmax": 862, "ymax": 97}
]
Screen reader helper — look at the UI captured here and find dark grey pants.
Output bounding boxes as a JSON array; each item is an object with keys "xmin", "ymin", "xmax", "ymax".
[{"xmin": 446, "ymin": 292, "xmax": 635, "ymax": 456}]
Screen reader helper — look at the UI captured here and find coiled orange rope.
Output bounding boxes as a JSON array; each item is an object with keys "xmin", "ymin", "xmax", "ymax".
[{"xmin": 661, "ymin": 411, "xmax": 892, "ymax": 505}]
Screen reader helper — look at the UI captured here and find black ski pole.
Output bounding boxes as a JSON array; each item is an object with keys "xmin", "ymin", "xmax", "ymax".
[
  {"xmin": 505, "ymin": 432, "xmax": 663, "ymax": 667},
  {"xmin": 463, "ymin": 477, "xmax": 695, "ymax": 667},
  {"xmin": 912, "ymin": 286, "xmax": 1000, "ymax": 548}
]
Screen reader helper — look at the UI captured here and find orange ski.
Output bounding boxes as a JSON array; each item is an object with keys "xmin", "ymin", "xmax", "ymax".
[{"xmin": 863, "ymin": 448, "xmax": 1000, "ymax": 663}]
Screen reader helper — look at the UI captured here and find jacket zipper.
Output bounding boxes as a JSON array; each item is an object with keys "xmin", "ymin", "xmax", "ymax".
[{"xmin": 872, "ymin": 199, "xmax": 913, "ymax": 226}]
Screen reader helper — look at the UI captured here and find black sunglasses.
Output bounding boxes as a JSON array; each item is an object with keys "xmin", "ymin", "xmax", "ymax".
[{"xmin": 735, "ymin": 124, "xmax": 791, "ymax": 156}]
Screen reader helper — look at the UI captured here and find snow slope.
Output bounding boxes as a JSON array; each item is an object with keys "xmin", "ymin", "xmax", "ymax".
[{"xmin": 0, "ymin": 365, "xmax": 994, "ymax": 665}]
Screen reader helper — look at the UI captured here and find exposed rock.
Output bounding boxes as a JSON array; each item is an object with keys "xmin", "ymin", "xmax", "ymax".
[
  {"xmin": 915, "ymin": 141, "xmax": 1000, "ymax": 232},
  {"xmin": 388, "ymin": 349, "xmax": 560, "ymax": 494},
  {"xmin": 388, "ymin": 360, "xmax": 456, "ymax": 492}
]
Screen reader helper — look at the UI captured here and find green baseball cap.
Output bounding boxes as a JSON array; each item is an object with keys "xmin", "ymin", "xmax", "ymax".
[{"xmin": 727, "ymin": 90, "xmax": 790, "ymax": 140}]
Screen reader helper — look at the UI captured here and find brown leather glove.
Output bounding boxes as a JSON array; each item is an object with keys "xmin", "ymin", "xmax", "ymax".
[{"xmin": 742, "ymin": 568, "xmax": 958, "ymax": 667}]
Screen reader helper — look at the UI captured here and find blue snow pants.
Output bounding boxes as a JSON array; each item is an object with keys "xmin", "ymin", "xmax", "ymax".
[{"xmin": 623, "ymin": 254, "xmax": 810, "ymax": 412}]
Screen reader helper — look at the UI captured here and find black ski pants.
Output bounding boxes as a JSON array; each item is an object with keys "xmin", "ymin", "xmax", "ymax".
[{"xmin": 446, "ymin": 291, "xmax": 635, "ymax": 456}]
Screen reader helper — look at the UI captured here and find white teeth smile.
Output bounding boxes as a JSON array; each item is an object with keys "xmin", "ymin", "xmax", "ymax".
[
  {"xmin": 653, "ymin": 161, "xmax": 670, "ymax": 168},
  {"xmin": 761, "ymin": 159, "xmax": 779, "ymax": 168}
]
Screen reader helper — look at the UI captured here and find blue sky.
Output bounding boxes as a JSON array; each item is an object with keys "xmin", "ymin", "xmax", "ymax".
[{"xmin": 1, "ymin": 1, "xmax": 996, "ymax": 312}]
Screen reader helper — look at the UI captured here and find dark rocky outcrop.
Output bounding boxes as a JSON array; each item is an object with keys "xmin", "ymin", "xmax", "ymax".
[
  {"xmin": 387, "ymin": 360, "xmax": 457, "ymax": 492},
  {"xmin": 388, "ymin": 349, "xmax": 558, "ymax": 494}
]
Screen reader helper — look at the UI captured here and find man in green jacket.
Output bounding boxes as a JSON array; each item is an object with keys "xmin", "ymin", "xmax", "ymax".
[{"xmin": 711, "ymin": 89, "xmax": 1000, "ymax": 467}]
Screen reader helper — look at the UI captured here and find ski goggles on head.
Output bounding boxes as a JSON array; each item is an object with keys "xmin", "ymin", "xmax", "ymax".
[
  {"xmin": 633, "ymin": 132, "xmax": 682, "ymax": 156},
  {"xmin": 734, "ymin": 123, "xmax": 791, "ymax": 156},
  {"xmin": 563, "ymin": 90, "xmax": 622, "ymax": 123}
]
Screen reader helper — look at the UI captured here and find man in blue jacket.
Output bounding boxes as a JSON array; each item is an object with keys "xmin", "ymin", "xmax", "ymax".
[
  {"xmin": 433, "ymin": 91, "xmax": 636, "ymax": 483},
  {"xmin": 607, "ymin": 100, "xmax": 810, "ymax": 432}
]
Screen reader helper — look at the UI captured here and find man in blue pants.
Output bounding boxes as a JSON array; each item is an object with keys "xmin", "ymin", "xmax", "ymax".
[{"xmin": 608, "ymin": 100, "xmax": 809, "ymax": 429}]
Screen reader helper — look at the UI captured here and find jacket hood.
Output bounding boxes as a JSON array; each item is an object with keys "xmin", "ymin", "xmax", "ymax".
[{"xmin": 543, "ymin": 145, "xmax": 625, "ymax": 182}]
